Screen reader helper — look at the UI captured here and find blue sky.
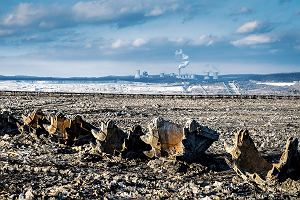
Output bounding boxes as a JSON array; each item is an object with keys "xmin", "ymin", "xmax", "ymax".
[{"xmin": 0, "ymin": 0, "xmax": 299, "ymax": 77}]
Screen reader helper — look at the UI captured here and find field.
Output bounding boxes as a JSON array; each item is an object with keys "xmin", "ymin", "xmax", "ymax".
[{"xmin": 0, "ymin": 93, "xmax": 300, "ymax": 199}]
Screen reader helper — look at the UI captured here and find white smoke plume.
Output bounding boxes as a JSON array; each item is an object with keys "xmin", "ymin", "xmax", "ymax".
[{"xmin": 175, "ymin": 49, "xmax": 190, "ymax": 69}]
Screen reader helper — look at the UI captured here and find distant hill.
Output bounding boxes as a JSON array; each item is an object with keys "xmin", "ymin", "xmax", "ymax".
[
  {"xmin": 221, "ymin": 72, "xmax": 300, "ymax": 82},
  {"xmin": 0, "ymin": 72, "xmax": 299, "ymax": 83}
]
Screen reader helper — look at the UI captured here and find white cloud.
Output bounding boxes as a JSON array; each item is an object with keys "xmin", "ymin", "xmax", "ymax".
[
  {"xmin": 231, "ymin": 34, "xmax": 275, "ymax": 46},
  {"xmin": 72, "ymin": 1, "xmax": 118, "ymax": 20},
  {"xmin": 111, "ymin": 39, "xmax": 129, "ymax": 49},
  {"xmin": 2, "ymin": 3, "xmax": 45, "ymax": 27},
  {"xmin": 168, "ymin": 37, "xmax": 188, "ymax": 45},
  {"xmin": 145, "ymin": 7, "xmax": 164, "ymax": 17},
  {"xmin": 190, "ymin": 35, "xmax": 216, "ymax": 46},
  {"xmin": 132, "ymin": 38, "xmax": 147, "ymax": 47},
  {"xmin": 0, "ymin": 1, "xmax": 193, "ymax": 35},
  {"xmin": 0, "ymin": 29, "xmax": 14, "ymax": 37},
  {"xmin": 237, "ymin": 21, "xmax": 260, "ymax": 34},
  {"xmin": 72, "ymin": 0, "xmax": 179, "ymax": 21}
]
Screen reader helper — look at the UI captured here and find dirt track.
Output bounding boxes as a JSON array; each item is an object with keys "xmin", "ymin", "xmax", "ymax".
[{"xmin": 0, "ymin": 93, "xmax": 300, "ymax": 199}]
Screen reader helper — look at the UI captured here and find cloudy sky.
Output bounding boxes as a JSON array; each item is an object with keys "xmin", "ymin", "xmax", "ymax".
[{"xmin": 0, "ymin": 0, "xmax": 300, "ymax": 77}]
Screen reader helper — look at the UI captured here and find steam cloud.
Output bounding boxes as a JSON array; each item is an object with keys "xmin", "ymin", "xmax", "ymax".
[{"xmin": 175, "ymin": 49, "xmax": 190, "ymax": 69}]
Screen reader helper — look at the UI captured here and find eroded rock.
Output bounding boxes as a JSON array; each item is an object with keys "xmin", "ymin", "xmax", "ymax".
[
  {"xmin": 141, "ymin": 117, "xmax": 184, "ymax": 158},
  {"xmin": 122, "ymin": 125, "xmax": 152, "ymax": 159},
  {"xmin": 91, "ymin": 120, "xmax": 128, "ymax": 155},
  {"xmin": 44, "ymin": 113, "xmax": 96, "ymax": 145},
  {"xmin": 225, "ymin": 129, "xmax": 300, "ymax": 188},
  {"xmin": 141, "ymin": 117, "xmax": 219, "ymax": 160},
  {"xmin": 181, "ymin": 119, "xmax": 219, "ymax": 162},
  {"xmin": 19, "ymin": 111, "xmax": 96, "ymax": 145},
  {"xmin": 0, "ymin": 110, "xmax": 19, "ymax": 135}
]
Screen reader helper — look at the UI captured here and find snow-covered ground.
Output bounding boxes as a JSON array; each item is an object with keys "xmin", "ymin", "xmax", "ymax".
[
  {"xmin": 0, "ymin": 80, "xmax": 298, "ymax": 95},
  {"xmin": 256, "ymin": 82, "xmax": 296, "ymax": 87},
  {"xmin": 0, "ymin": 81, "xmax": 199, "ymax": 94}
]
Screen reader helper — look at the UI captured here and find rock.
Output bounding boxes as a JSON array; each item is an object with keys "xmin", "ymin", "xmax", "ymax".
[
  {"xmin": 0, "ymin": 110, "xmax": 19, "ymax": 135},
  {"xmin": 141, "ymin": 117, "xmax": 219, "ymax": 161},
  {"xmin": 225, "ymin": 129, "xmax": 300, "ymax": 188},
  {"xmin": 122, "ymin": 125, "xmax": 152, "ymax": 159},
  {"xmin": 91, "ymin": 120, "xmax": 128, "ymax": 155}
]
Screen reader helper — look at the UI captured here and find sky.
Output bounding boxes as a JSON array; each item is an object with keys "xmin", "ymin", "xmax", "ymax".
[{"xmin": 0, "ymin": 0, "xmax": 300, "ymax": 77}]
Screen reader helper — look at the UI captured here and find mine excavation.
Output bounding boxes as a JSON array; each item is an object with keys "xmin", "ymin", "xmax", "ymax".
[{"xmin": 0, "ymin": 92, "xmax": 300, "ymax": 199}]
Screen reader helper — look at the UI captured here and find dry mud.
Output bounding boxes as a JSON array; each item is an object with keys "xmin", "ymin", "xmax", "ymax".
[{"xmin": 0, "ymin": 93, "xmax": 300, "ymax": 199}]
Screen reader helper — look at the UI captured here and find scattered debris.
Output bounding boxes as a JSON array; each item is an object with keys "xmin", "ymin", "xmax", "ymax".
[
  {"xmin": 1, "ymin": 94, "xmax": 300, "ymax": 199},
  {"xmin": 225, "ymin": 129, "xmax": 300, "ymax": 188}
]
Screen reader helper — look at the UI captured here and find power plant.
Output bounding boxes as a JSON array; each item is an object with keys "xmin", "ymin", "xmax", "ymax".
[{"xmin": 134, "ymin": 49, "xmax": 219, "ymax": 81}]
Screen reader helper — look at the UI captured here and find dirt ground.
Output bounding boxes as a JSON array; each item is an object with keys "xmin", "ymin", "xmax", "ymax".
[{"xmin": 0, "ymin": 94, "xmax": 299, "ymax": 199}]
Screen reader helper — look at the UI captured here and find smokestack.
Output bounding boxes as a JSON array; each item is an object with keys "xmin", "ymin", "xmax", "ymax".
[
  {"xmin": 175, "ymin": 49, "xmax": 190, "ymax": 76},
  {"xmin": 213, "ymin": 72, "xmax": 219, "ymax": 80}
]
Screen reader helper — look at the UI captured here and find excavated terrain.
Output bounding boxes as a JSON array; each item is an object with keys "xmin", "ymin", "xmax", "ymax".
[{"xmin": 0, "ymin": 93, "xmax": 300, "ymax": 199}]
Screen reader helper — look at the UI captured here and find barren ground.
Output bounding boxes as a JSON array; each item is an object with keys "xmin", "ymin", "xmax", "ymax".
[{"xmin": 0, "ymin": 94, "xmax": 300, "ymax": 199}]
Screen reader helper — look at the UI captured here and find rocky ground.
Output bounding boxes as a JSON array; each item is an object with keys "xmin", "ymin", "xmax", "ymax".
[{"xmin": 0, "ymin": 93, "xmax": 299, "ymax": 199}]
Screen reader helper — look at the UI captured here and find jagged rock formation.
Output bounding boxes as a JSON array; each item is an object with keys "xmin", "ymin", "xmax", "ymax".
[
  {"xmin": 181, "ymin": 119, "xmax": 219, "ymax": 162},
  {"xmin": 91, "ymin": 120, "xmax": 128, "ymax": 155},
  {"xmin": 122, "ymin": 125, "xmax": 152, "ymax": 159},
  {"xmin": 225, "ymin": 129, "xmax": 300, "ymax": 189},
  {"xmin": 141, "ymin": 117, "xmax": 219, "ymax": 160}
]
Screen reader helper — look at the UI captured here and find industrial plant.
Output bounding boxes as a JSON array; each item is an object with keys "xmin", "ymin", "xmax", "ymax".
[{"xmin": 134, "ymin": 49, "xmax": 219, "ymax": 81}]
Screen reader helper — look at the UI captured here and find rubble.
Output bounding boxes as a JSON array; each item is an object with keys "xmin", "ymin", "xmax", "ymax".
[
  {"xmin": 19, "ymin": 109, "xmax": 50, "ymax": 137},
  {"xmin": 225, "ymin": 129, "xmax": 300, "ymax": 188},
  {"xmin": 18, "ymin": 110, "xmax": 220, "ymax": 161}
]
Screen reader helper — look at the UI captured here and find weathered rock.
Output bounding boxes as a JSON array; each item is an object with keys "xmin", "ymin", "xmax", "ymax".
[
  {"xmin": 91, "ymin": 120, "xmax": 128, "ymax": 155},
  {"xmin": 19, "ymin": 110, "xmax": 50, "ymax": 137},
  {"xmin": 44, "ymin": 113, "xmax": 96, "ymax": 145},
  {"xmin": 22, "ymin": 109, "xmax": 48, "ymax": 130},
  {"xmin": 141, "ymin": 117, "xmax": 184, "ymax": 158},
  {"xmin": 181, "ymin": 119, "xmax": 219, "ymax": 162},
  {"xmin": 267, "ymin": 137, "xmax": 300, "ymax": 182},
  {"xmin": 122, "ymin": 125, "xmax": 152, "ymax": 159},
  {"xmin": 44, "ymin": 112, "xmax": 71, "ymax": 140},
  {"xmin": 141, "ymin": 117, "xmax": 219, "ymax": 160},
  {"xmin": 0, "ymin": 110, "xmax": 19, "ymax": 135},
  {"xmin": 225, "ymin": 129, "xmax": 300, "ymax": 188}
]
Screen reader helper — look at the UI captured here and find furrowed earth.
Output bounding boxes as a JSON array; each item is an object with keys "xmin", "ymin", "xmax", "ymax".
[{"xmin": 0, "ymin": 93, "xmax": 299, "ymax": 199}]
